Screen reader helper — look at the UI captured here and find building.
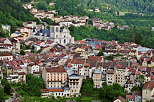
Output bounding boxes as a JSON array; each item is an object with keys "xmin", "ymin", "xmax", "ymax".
[
  {"xmin": 23, "ymin": 21, "xmax": 37, "ymax": 28},
  {"xmin": 92, "ymin": 68, "xmax": 102, "ymax": 88},
  {"xmin": 142, "ymin": 81, "xmax": 154, "ymax": 102},
  {"xmin": 114, "ymin": 96, "xmax": 126, "ymax": 102},
  {"xmin": 42, "ymin": 65, "xmax": 67, "ymax": 88},
  {"xmin": 106, "ymin": 70, "xmax": 115, "ymax": 85},
  {"xmin": 68, "ymin": 74, "xmax": 83, "ymax": 97},
  {"xmin": 41, "ymin": 88, "xmax": 70, "ymax": 98},
  {"xmin": 34, "ymin": 25, "xmax": 74, "ymax": 45},
  {"xmin": 0, "ymin": 53, "xmax": 13, "ymax": 61}
]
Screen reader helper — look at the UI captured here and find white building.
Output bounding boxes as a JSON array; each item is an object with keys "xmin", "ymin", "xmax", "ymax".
[{"xmin": 34, "ymin": 25, "xmax": 74, "ymax": 45}]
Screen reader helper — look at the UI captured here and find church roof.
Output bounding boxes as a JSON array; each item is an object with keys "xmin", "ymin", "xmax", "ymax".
[{"xmin": 35, "ymin": 29, "xmax": 51, "ymax": 37}]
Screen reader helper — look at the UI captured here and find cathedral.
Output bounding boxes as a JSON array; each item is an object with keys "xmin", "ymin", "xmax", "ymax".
[{"xmin": 34, "ymin": 25, "xmax": 74, "ymax": 45}]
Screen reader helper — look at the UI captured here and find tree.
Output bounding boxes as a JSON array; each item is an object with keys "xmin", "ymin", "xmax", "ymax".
[
  {"xmin": 138, "ymin": 74, "xmax": 145, "ymax": 86},
  {"xmin": 80, "ymin": 79, "xmax": 94, "ymax": 96},
  {"xmin": 0, "ymin": 87, "xmax": 5, "ymax": 101},
  {"xmin": 26, "ymin": 75, "xmax": 44, "ymax": 96},
  {"xmin": 134, "ymin": 33, "xmax": 143, "ymax": 44},
  {"xmin": 98, "ymin": 82, "xmax": 126, "ymax": 101},
  {"xmin": 4, "ymin": 82, "xmax": 11, "ymax": 95},
  {"xmin": 97, "ymin": 49, "xmax": 104, "ymax": 56},
  {"xmin": 20, "ymin": 50, "xmax": 25, "ymax": 55}
]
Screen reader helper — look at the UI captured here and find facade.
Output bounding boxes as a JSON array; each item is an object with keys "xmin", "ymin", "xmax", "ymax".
[
  {"xmin": 41, "ymin": 88, "xmax": 70, "ymax": 98},
  {"xmin": 106, "ymin": 70, "xmax": 115, "ymax": 85},
  {"xmin": 142, "ymin": 81, "xmax": 154, "ymax": 102},
  {"xmin": 0, "ymin": 53, "xmax": 13, "ymax": 61},
  {"xmin": 34, "ymin": 25, "xmax": 74, "ymax": 45},
  {"xmin": 92, "ymin": 69, "xmax": 102, "ymax": 88},
  {"xmin": 42, "ymin": 66, "xmax": 67, "ymax": 88},
  {"xmin": 68, "ymin": 74, "xmax": 83, "ymax": 97}
]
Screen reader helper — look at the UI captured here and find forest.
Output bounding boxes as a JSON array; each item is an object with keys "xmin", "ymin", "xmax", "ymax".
[
  {"xmin": 70, "ymin": 26, "xmax": 154, "ymax": 48},
  {"xmin": 0, "ymin": 0, "xmax": 39, "ymax": 36}
]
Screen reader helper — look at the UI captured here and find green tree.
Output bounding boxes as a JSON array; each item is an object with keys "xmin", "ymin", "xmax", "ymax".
[
  {"xmin": 0, "ymin": 87, "xmax": 5, "ymax": 101},
  {"xmin": 20, "ymin": 50, "xmax": 25, "ymax": 55},
  {"xmin": 80, "ymin": 79, "xmax": 94, "ymax": 96},
  {"xmin": 134, "ymin": 33, "xmax": 143, "ymax": 44},
  {"xmin": 4, "ymin": 82, "xmax": 11, "ymax": 95},
  {"xmin": 26, "ymin": 75, "xmax": 44, "ymax": 96}
]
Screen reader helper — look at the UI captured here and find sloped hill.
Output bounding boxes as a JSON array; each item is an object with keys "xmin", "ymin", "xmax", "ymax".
[{"xmin": 0, "ymin": 0, "xmax": 39, "ymax": 35}]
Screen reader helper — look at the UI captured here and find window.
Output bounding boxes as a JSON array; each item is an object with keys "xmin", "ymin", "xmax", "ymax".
[
  {"xmin": 56, "ymin": 27, "xmax": 59, "ymax": 32},
  {"xmin": 64, "ymin": 39, "xmax": 66, "ymax": 44}
]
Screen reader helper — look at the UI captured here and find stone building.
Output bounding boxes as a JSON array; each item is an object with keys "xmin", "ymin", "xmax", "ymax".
[{"xmin": 34, "ymin": 25, "xmax": 74, "ymax": 45}]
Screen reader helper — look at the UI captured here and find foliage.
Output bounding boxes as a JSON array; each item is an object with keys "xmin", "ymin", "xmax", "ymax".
[
  {"xmin": 97, "ymin": 49, "xmax": 104, "ymax": 56},
  {"xmin": 41, "ymin": 18, "xmax": 58, "ymax": 25},
  {"xmin": 4, "ymin": 83, "xmax": 11, "ymax": 95},
  {"xmin": 131, "ymin": 86, "xmax": 142, "ymax": 92},
  {"xmin": 0, "ymin": 0, "xmax": 39, "ymax": 33},
  {"xmin": 11, "ymin": 75, "xmax": 44, "ymax": 97},
  {"xmin": 1, "ymin": 78, "xmax": 11, "ymax": 95},
  {"xmin": 20, "ymin": 50, "xmax": 25, "ymax": 55},
  {"xmin": 138, "ymin": 74, "xmax": 145, "ymax": 86},
  {"xmin": 81, "ymin": 79, "xmax": 94, "ymax": 97},
  {"xmin": 70, "ymin": 25, "xmax": 154, "ymax": 48},
  {"xmin": 35, "ymin": 0, "xmax": 55, "ymax": 11},
  {"xmin": 21, "ymin": 96, "xmax": 65, "ymax": 102},
  {"xmin": 36, "ymin": 49, "xmax": 43, "ymax": 54},
  {"xmin": 98, "ymin": 82, "xmax": 126, "ymax": 101},
  {"xmin": 26, "ymin": 75, "xmax": 44, "ymax": 96},
  {"xmin": 0, "ymin": 87, "xmax": 5, "ymax": 102},
  {"xmin": 80, "ymin": 79, "xmax": 126, "ymax": 101}
]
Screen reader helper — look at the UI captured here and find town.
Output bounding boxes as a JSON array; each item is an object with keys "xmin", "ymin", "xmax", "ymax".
[{"xmin": 0, "ymin": 1, "xmax": 154, "ymax": 102}]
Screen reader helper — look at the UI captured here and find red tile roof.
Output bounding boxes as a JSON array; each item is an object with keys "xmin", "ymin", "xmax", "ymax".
[
  {"xmin": 118, "ymin": 96, "xmax": 126, "ymax": 102},
  {"xmin": 18, "ymin": 72, "xmax": 26, "ymax": 75},
  {"xmin": 45, "ymin": 66, "xmax": 66, "ymax": 72},
  {"xmin": 126, "ymin": 95, "xmax": 135, "ymax": 99},
  {"xmin": 41, "ymin": 88, "xmax": 64, "ymax": 92},
  {"xmin": 70, "ymin": 59, "xmax": 85, "ymax": 64},
  {"xmin": 143, "ymin": 81, "xmax": 154, "ymax": 90},
  {"xmin": 0, "ymin": 53, "xmax": 12, "ymax": 56},
  {"xmin": 88, "ymin": 56, "xmax": 102, "ymax": 62}
]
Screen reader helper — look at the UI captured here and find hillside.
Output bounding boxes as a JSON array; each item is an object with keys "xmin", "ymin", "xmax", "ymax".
[
  {"xmin": 0, "ymin": 0, "xmax": 39, "ymax": 36},
  {"xmin": 55, "ymin": 0, "xmax": 154, "ymax": 15}
]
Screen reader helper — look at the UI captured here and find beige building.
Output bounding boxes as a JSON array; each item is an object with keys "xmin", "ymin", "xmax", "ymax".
[
  {"xmin": 142, "ymin": 81, "xmax": 154, "ymax": 102},
  {"xmin": 106, "ymin": 69, "xmax": 115, "ymax": 85},
  {"xmin": 68, "ymin": 74, "xmax": 83, "ymax": 97},
  {"xmin": 92, "ymin": 69, "xmax": 102, "ymax": 88},
  {"xmin": 42, "ymin": 66, "xmax": 67, "ymax": 88},
  {"xmin": 41, "ymin": 88, "xmax": 70, "ymax": 98}
]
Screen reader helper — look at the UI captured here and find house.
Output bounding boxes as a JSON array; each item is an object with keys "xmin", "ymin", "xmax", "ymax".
[
  {"xmin": 59, "ymin": 21, "xmax": 73, "ymax": 27},
  {"xmin": 7, "ymin": 72, "xmax": 26, "ymax": 83},
  {"xmin": 2, "ymin": 25, "xmax": 11, "ymax": 33},
  {"xmin": 45, "ymin": 12, "xmax": 54, "ymax": 19},
  {"xmin": 95, "ymin": 8, "xmax": 100, "ymax": 12},
  {"xmin": 126, "ymin": 95, "xmax": 135, "ymax": 102},
  {"xmin": 142, "ymin": 81, "xmax": 154, "ymax": 102},
  {"xmin": 113, "ymin": 96, "xmax": 126, "ymax": 102},
  {"xmin": 106, "ymin": 69, "xmax": 115, "ymax": 85},
  {"xmin": 151, "ymin": 27, "xmax": 154, "ymax": 31},
  {"xmin": 28, "ymin": 63, "xmax": 40, "ymax": 74},
  {"xmin": 92, "ymin": 68, "xmax": 102, "ymax": 88},
  {"xmin": 42, "ymin": 65, "xmax": 67, "ymax": 88},
  {"xmin": 23, "ymin": 21, "xmax": 37, "ymax": 28},
  {"xmin": 68, "ymin": 74, "xmax": 83, "ymax": 97},
  {"xmin": 41, "ymin": 88, "xmax": 70, "ymax": 98},
  {"xmin": 126, "ymin": 95, "xmax": 141, "ymax": 102},
  {"xmin": 0, "ymin": 44, "xmax": 12, "ymax": 52},
  {"xmin": 66, "ymin": 59, "xmax": 85, "ymax": 75},
  {"xmin": 0, "ymin": 53, "xmax": 13, "ymax": 61}
]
